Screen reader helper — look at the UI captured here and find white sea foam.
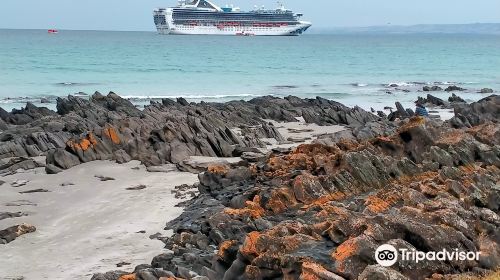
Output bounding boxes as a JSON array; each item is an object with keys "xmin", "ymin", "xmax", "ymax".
[
  {"xmin": 351, "ymin": 83, "xmax": 369, "ymax": 87},
  {"xmin": 385, "ymin": 82, "xmax": 415, "ymax": 87},
  {"xmin": 122, "ymin": 94, "xmax": 263, "ymax": 100}
]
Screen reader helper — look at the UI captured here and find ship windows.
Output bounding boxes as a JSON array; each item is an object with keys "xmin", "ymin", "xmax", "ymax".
[{"xmin": 154, "ymin": 15, "xmax": 167, "ymax": 25}]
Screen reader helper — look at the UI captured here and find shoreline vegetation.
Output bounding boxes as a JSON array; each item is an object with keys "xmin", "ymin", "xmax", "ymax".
[{"xmin": 0, "ymin": 92, "xmax": 499, "ymax": 280}]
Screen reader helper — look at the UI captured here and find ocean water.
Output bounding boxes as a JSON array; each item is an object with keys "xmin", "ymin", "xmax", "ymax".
[{"xmin": 1, "ymin": 29, "xmax": 499, "ymax": 111}]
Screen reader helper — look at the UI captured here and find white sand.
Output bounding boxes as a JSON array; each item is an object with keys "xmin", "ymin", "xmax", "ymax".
[
  {"xmin": 263, "ymin": 117, "xmax": 346, "ymax": 149},
  {"xmin": 379, "ymin": 107, "xmax": 455, "ymax": 121},
  {"xmin": 0, "ymin": 160, "xmax": 198, "ymax": 280}
]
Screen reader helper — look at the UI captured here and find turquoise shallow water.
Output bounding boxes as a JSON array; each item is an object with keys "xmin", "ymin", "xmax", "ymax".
[{"xmin": 0, "ymin": 29, "xmax": 499, "ymax": 111}]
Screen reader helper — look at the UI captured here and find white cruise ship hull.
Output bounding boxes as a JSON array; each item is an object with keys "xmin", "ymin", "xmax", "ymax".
[
  {"xmin": 154, "ymin": 2, "xmax": 312, "ymax": 36},
  {"xmin": 157, "ymin": 22, "xmax": 311, "ymax": 36}
]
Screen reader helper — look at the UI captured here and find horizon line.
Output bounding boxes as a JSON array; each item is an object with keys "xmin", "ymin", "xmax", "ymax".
[{"xmin": 1, "ymin": 22, "xmax": 499, "ymax": 33}]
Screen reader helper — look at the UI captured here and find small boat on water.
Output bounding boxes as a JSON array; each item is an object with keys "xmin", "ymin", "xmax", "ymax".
[{"xmin": 48, "ymin": 29, "xmax": 59, "ymax": 34}]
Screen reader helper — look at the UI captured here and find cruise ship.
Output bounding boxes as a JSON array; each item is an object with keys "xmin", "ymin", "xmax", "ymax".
[{"xmin": 153, "ymin": 0, "xmax": 312, "ymax": 36}]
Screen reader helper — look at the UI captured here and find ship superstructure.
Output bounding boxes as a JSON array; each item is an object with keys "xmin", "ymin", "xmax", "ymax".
[{"xmin": 154, "ymin": 0, "xmax": 311, "ymax": 36}]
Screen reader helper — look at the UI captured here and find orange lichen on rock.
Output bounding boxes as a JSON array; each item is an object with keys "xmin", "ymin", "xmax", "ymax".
[
  {"xmin": 314, "ymin": 204, "xmax": 349, "ymax": 219},
  {"xmin": 218, "ymin": 240, "xmax": 238, "ymax": 258},
  {"xmin": 397, "ymin": 171, "xmax": 440, "ymax": 185},
  {"xmin": 265, "ymin": 153, "xmax": 314, "ymax": 177},
  {"xmin": 365, "ymin": 196, "xmax": 392, "ymax": 213},
  {"xmin": 208, "ymin": 164, "xmax": 230, "ymax": 175},
  {"xmin": 245, "ymin": 265, "xmax": 262, "ymax": 279},
  {"xmin": 265, "ymin": 144, "xmax": 343, "ymax": 177},
  {"xmin": 240, "ymin": 231, "xmax": 261, "ymax": 257},
  {"xmin": 332, "ymin": 238, "xmax": 358, "ymax": 262},
  {"xmin": 66, "ymin": 132, "xmax": 98, "ymax": 151},
  {"xmin": 335, "ymin": 139, "xmax": 361, "ymax": 151},
  {"xmin": 376, "ymin": 136, "xmax": 393, "ymax": 143},
  {"xmin": 364, "ymin": 192, "xmax": 401, "ymax": 213},
  {"xmin": 398, "ymin": 116, "xmax": 426, "ymax": 132},
  {"xmin": 294, "ymin": 143, "xmax": 340, "ymax": 155},
  {"xmin": 103, "ymin": 126, "xmax": 121, "ymax": 144},
  {"xmin": 467, "ymin": 122, "xmax": 499, "ymax": 145},
  {"xmin": 459, "ymin": 164, "xmax": 483, "ymax": 175},
  {"xmin": 88, "ymin": 132, "xmax": 98, "ymax": 145},
  {"xmin": 281, "ymin": 234, "xmax": 316, "ymax": 252},
  {"xmin": 300, "ymin": 261, "xmax": 341, "ymax": 280},
  {"xmin": 293, "ymin": 173, "xmax": 326, "ymax": 204},
  {"xmin": 436, "ymin": 130, "xmax": 466, "ymax": 145},
  {"xmin": 307, "ymin": 192, "xmax": 347, "ymax": 208},
  {"xmin": 224, "ymin": 195, "xmax": 265, "ymax": 219},
  {"xmin": 310, "ymin": 221, "xmax": 332, "ymax": 235},
  {"xmin": 266, "ymin": 187, "xmax": 298, "ymax": 213},
  {"xmin": 118, "ymin": 274, "xmax": 136, "ymax": 280}
]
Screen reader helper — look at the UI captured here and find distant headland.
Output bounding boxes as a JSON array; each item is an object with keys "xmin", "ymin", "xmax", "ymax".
[{"xmin": 311, "ymin": 23, "xmax": 500, "ymax": 35}]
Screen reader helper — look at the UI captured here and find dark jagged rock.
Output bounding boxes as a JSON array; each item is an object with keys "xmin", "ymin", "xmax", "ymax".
[
  {"xmin": 396, "ymin": 102, "xmax": 408, "ymax": 116},
  {"xmin": 0, "ymin": 94, "xmax": 379, "ymax": 173},
  {"xmin": 101, "ymin": 115, "xmax": 499, "ymax": 280},
  {"xmin": 114, "ymin": 149, "xmax": 132, "ymax": 164},
  {"xmin": 449, "ymin": 93, "xmax": 466, "ymax": 103},
  {"xmin": 0, "ymin": 212, "xmax": 28, "ymax": 221},
  {"xmin": 425, "ymin": 94, "xmax": 447, "ymax": 107},
  {"xmin": 416, "ymin": 94, "xmax": 449, "ymax": 108},
  {"xmin": 19, "ymin": 188, "xmax": 50, "ymax": 194},
  {"xmin": 45, "ymin": 164, "xmax": 63, "ymax": 174},
  {"xmin": 388, "ymin": 102, "xmax": 413, "ymax": 121},
  {"xmin": 46, "ymin": 148, "xmax": 81, "ymax": 170},
  {"xmin": 479, "ymin": 88, "xmax": 494, "ymax": 94},
  {"xmin": 445, "ymin": 85, "xmax": 465, "ymax": 92},
  {"xmin": 177, "ymin": 97, "xmax": 190, "ymax": 106},
  {"xmin": 422, "ymin": 85, "xmax": 442, "ymax": 92},
  {"xmin": 0, "ymin": 102, "xmax": 56, "ymax": 125},
  {"xmin": 316, "ymin": 120, "xmax": 398, "ymax": 145},
  {"xmin": 0, "ymin": 157, "xmax": 44, "ymax": 175},
  {"xmin": 90, "ymin": 271, "xmax": 129, "ymax": 280},
  {"xmin": 0, "ymin": 223, "xmax": 36, "ymax": 244},
  {"xmin": 449, "ymin": 95, "xmax": 499, "ymax": 128}
]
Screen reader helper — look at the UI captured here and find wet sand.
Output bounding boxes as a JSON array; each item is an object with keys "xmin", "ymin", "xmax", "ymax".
[{"xmin": 0, "ymin": 160, "xmax": 198, "ymax": 280}]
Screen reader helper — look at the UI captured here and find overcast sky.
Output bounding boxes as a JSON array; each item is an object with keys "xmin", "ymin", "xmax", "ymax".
[{"xmin": 1, "ymin": 0, "xmax": 499, "ymax": 31}]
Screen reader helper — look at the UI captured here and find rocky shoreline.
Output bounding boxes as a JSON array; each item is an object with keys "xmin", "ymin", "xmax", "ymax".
[{"xmin": 0, "ymin": 93, "xmax": 499, "ymax": 279}]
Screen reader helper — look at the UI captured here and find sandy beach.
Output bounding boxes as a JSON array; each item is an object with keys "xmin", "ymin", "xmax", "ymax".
[
  {"xmin": 0, "ymin": 117, "xmax": 344, "ymax": 280},
  {"xmin": 0, "ymin": 160, "xmax": 197, "ymax": 280}
]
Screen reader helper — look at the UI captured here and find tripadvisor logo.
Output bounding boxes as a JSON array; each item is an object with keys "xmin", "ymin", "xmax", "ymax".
[
  {"xmin": 375, "ymin": 244, "xmax": 481, "ymax": 267},
  {"xmin": 375, "ymin": 244, "xmax": 398, "ymax": 267}
]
